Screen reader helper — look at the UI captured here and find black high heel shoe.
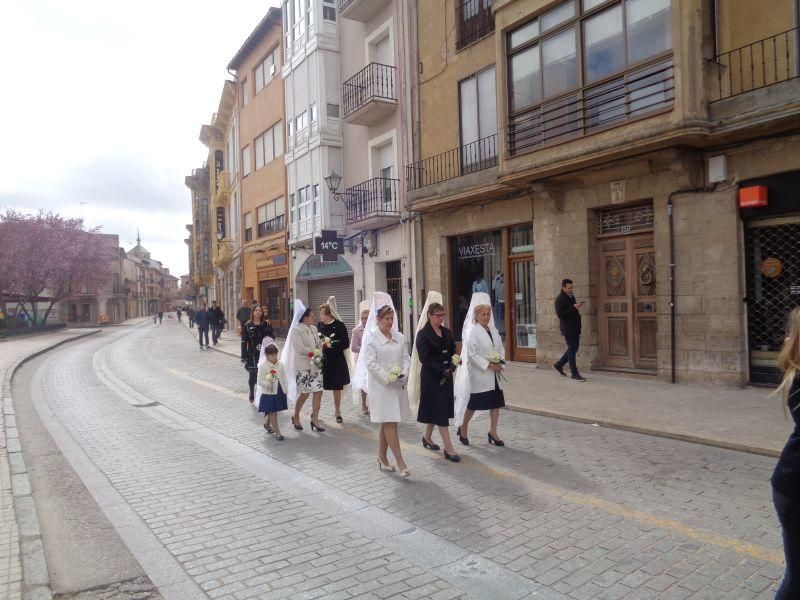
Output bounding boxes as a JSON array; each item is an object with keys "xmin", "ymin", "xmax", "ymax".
[
  {"xmin": 310, "ymin": 420, "xmax": 325, "ymax": 432},
  {"xmin": 291, "ymin": 416, "xmax": 303, "ymax": 431},
  {"xmin": 488, "ymin": 432, "xmax": 505, "ymax": 446},
  {"xmin": 335, "ymin": 415, "xmax": 343, "ymax": 424},
  {"xmin": 421, "ymin": 437, "xmax": 440, "ymax": 451},
  {"xmin": 456, "ymin": 426, "xmax": 470, "ymax": 446},
  {"xmin": 443, "ymin": 450, "xmax": 461, "ymax": 463},
  {"xmin": 263, "ymin": 423, "xmax": 274, "ymax": 434}
]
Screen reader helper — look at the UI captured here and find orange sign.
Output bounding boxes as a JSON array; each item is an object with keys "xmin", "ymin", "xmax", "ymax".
[
  {"xmin": 739, "ymin": 186, "xmax": 768, "ymax": 208},
  {"xmin": 760, "ymin": 257, "xmax": 783, "ymax": 278}
]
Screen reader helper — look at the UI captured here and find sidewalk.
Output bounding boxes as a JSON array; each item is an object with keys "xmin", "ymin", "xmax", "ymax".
[
  {"xmin": 181, "ymin": 320, "xmax": 789, "ymax": 456},
  {"xmin": 0, "ymin": 328, "xmax": 103, "ymax": 600}
]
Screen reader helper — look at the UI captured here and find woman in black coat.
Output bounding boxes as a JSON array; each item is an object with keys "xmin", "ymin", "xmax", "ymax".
[
  {"xmin": 318, "ymin": 303, "xmax": 350, "ymax": 423},
  {"xmin": 415, "ymin": 301, "xmax": 461, "ymax": 462},
  {"xmin": 243, "ymin": 305, "xmax": 275, "ymax": 404}
]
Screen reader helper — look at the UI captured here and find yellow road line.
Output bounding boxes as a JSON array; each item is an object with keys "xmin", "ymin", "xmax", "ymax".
[{"xmin": 166, "ymin": 364, "xmax": 783, "ymax": 564}]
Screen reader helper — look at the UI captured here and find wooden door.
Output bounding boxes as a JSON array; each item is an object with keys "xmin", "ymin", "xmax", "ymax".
[{"xmin": 597, "ymin": 233, "xmax": 657, "ymax": 371}]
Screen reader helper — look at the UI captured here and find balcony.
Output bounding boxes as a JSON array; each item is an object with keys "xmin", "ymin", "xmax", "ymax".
[
  {"xmin": 506, "ymin": 57, "xmax": 675, "ymax": 157},
  {"xmin": 342, "ymin": 63, "xmax": 397, "ymax": 126},
  {"xmin": 339, "ymin": 0, "xmax": 391, "ymax": 22},
  {"xmin": 711, "ymin": 27, "xmax": 799, "ymax": 102},
  {"xmin": 406, "ymin": 134, "xmax": 498, "ymax": 191},
  {"xmin": 257, "ymin": 214, "xmax": 286, "ymax": 238},
  {"xmin": 345, "ymin": 177, "xmax": 401, "ymax": 229}
]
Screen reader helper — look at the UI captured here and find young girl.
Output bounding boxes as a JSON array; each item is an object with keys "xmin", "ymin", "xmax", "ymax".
[{"xmin": 257, "ymin": 343, "xmax": 289, "ymax": 441}]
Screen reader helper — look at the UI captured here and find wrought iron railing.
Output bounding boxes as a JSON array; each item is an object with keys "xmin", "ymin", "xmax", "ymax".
[
  {"xmin": 339, "ymin": 0, "xmax": 356, "ymax": 11},
  {"xmin": 711, "ymin": 27, "xmax": 799, "ymax": 102},
  {"xmin": 457, "ymin": 0, "xmax": 494, "ymax": 50},
  {"xmin": 342, "ymin": 63, "xmax": 396, "ymax": 118},
  {"xmin": 405, "ymin": 134, "xmax": 497, "ymax": 191},
  {"xmin": 507, "ymin": 57, "xmax": 674, "ymax": 156},
  {"xmin": 345, "ymin": 177, "xmax": 400, "ymax": 224}
]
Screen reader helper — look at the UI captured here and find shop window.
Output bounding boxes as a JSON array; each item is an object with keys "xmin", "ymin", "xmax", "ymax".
[{"xmin": 450, "ymin": 230, "xmax": 503, "ymax": 340}]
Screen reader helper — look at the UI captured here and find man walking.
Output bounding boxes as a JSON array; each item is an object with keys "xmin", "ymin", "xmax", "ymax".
[
  {"xmin": 209, "ymin": 301, "xmax": 224, "ymax": 345},
  {"xmin": 195, "ymin": 302, "xmax": 210, "ymax": 349},
  {"xmin": 235, "ymin": 299, "xmax": 252, "ymax": 363},
  {"xmin": 158, "ymin": 311, "xmax": 163, "ymax": 324},
  {"xmin": 187, "ymin": 306, "xmax": 195, "ymax": 328},
  {"xmin": 553, "ymin": 278, "xmax": 586, "ymax": 381}
]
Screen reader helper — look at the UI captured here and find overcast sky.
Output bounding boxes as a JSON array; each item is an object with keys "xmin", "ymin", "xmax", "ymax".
[{"xmin": 0, "ymin": 0, "xmax": 280, "ymax": 279}]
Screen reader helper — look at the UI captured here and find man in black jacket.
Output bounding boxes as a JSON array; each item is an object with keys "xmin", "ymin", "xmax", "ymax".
[
  {"xmin": 236, "ymin": 299, "xmax": 253, "ymax": 362},
  {"xmin": 209, "ymin": 301, "xmax": 224, "ymax": 345},
  {"xmin": 553, "ymin": 278, "xmax": 586, "ymax": 381}
]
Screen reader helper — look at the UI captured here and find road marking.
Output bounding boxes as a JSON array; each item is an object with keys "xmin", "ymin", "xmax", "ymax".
[{"xmin": 143, "ymin": 332, "xmax": 784, "ymax": 565}]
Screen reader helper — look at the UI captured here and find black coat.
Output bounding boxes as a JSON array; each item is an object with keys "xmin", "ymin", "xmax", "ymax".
[
  {"xmin": 773, "ymin": 376, "xmax": 800, "ymax": 501},
  {"xmin": 415, "ymin": 321, "xmax": 456, "ymax": 427},
  {"xmin": 319, "ymin": 319, "xmax": 351, "ymax": 390},
  {"xmin": 243, "ymin": 321, "xmax": 275, "ymax": 370},
  {"xmin": 555, "ymin": 291, "xmax": 581, "ymax": 336}
]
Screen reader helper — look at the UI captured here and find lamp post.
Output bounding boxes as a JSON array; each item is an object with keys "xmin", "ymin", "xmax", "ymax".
[{"xmin": 324, "ymin": 169, "xmax": 350, "ymax": 206}]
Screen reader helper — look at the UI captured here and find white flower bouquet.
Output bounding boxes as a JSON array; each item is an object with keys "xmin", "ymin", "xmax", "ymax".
[
  {"xmin": 488, "ymin": 351, "xmax": 508, "ymax": 382},
  {"xmin": 387, "ymin": 365, "xmax": 404, "ymax": 384}
]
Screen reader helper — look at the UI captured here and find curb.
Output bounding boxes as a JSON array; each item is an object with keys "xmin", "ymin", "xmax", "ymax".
[
  {"xmin": 2, "ymin": 329, "xmax": 102, "ymax": 600},
  {"xmin": 504, "ymin": 404, "xmax": 781, "ymax": 458}
]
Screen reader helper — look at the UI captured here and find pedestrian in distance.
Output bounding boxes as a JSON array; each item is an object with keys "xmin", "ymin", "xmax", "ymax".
[
  {"xmin": 243, "ymin": 305, "xmax": 275, "ymax": 404},
  {"xmin": 209, "ymin": 301, "xmax": 224, "ymax": 345},
  {"xmin": 153, "ymin": 313, "xmax": 157, "ymax": 324},
  {"xmin": 236, "ymin": 299, "xmax": 252, "ymax": 363},
  {"xmin": 772, "ymin": 306, "xmax": 800, "ymax": 599},
  {"xmin": 158, "ymin": 311, "xmax": 163, "ymax": 324},
  {"xmin": 187, "ymin": 306, "xmax": 195, "ymax": 328},
  {"xmin": 318, "ymin": 297, "xmax": 350, "ymax": 423},
  {"xmin": 454, "ymin": 292, "xmax": 506, "ymax": 447},
  {"xmin": 408, "ymin": 292, "xmax": 461, "ymax": 462},
  {"xmin": 360, "ymin": 295, "xmax": 411, "ymax": 477},
  {"xmin": 195, "ymin": 302, "xmax": 210, "ymax": 349},
  {"xmin": 176, "ymin": 308, "xmax": 182, "ymax": 322},
  {"xmin": 282, "ymin": 300, "xmax": 326, "ymax": 432},
  {"xmin": 256, "ymin": 342, "xmax": 289, "ymax": 440},
  {"xmin": 553, "ymin": 278, "xmax": 586, "ymax": 381},
  {"xmin": 351, "ymin": 301, "xmax": 371, "ymax": 415}
]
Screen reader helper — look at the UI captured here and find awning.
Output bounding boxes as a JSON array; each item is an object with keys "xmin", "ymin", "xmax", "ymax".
[{"xmin": 295, "ymin": 255, "xmax": 353, "ymax": 281}]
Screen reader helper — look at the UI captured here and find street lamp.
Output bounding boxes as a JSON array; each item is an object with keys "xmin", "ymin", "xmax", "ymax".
[
  {"xmin": 216, "ymin": 227, "xmax": 234, "ymax": 252},
  {"xmin": 324, "ymin": 169, "xmax": 349, "ymax": 205}
]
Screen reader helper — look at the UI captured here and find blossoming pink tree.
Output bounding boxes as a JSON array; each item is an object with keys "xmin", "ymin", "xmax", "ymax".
[{"xmin": 0, "ymin": 210, "xmax": 116, "ymax": 325}]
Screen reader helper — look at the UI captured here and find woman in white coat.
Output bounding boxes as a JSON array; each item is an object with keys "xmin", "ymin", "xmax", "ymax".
[
  {"xmin": 362, "ymin": 301, "xmax": 411, "ymax": 477},
  {"xmin": 454, "ymin": 292, "xmax": 506, "ymax": 446},
  {"xmin": 287, "ymin": 304, "xmax": 326, "ymax": 432}
]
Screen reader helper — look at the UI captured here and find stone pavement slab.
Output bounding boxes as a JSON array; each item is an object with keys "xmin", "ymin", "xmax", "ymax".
[{"xmin": 0, "ymin": 327, "xmax": 105, "ymax": 600}]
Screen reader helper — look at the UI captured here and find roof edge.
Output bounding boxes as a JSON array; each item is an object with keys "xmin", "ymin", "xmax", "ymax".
[{"xmin": 227, "ymin": 6, "xmax": 282, "ymax": 72}]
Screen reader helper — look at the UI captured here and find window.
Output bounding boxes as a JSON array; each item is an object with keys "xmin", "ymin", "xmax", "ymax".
[
  {"xmin": 310, "ymin": 103, "xmax": 318, "ymax": 134},
  {"xmin": 295, "ymin": 186, "xmax": 312, "ymax": 222},
  {"xmin": 245, "ymin": 211, "xmax": 253, "ymax": 242},
  {"xmin": 287, "ymin": 120, "xmax": 294, "ymax": 149},
  {"xmin": 296, "ymin": 110, "xmax": 308, "ymax": 141},
  {"xmin": 254, "ymin": 121, "xmax": 283, "ymax": 170},
  {"xmin": 459, "ymin": 67, "xmax": 498, "ymax": 168},
  {"xmin": 242, "ymin": 79, "xmax": 250, "ymax": 106},
  {"xmin": 457, "ymin": 0, "xmax": 493, "ymax": 49},
  {"xmin": 290, "ymin": 192, "xmax": 296, "ymax": 224},
  {"xmin": 242, "ymin": 145, "xmax": 251, "ymax": 176},
  {"xmin": 255, "ymin": 46, "xmax": 281, "ymax": 93},
  {"xmin": 257, "ymin": 198, "xmax": 287, "ymax": 237},
  {"xmin": 312, "ymin": 184, "xmax": 320, "ymax": 217},
  {"xmin": 327, "ymin": 103, "xmax": 340, "ymax": 118},
  {"xmin": 506, "ymin": 0, "xmax": 673, "ymax": 153}
]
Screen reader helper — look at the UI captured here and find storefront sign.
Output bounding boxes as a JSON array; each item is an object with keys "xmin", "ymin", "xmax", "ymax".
[
  {"xmin": 216, "ymin": 207, "xmax": 225, "ymax": 238},
  {"xmin": 457, "ymin": 241, "xmax": 495, "ymax": 260},
  {"xmin": 740, "ymin": 186, "xmax": 768, "ymax": 208},
  {"xmin": 314, "ymin": 230, "xmax": 344, "ymax": 262},
  {"xmin": 790, "ymin": 286, "xmax": 800, "ymax": 295},
  {"xmin": 760, "ymin": 257, "xmax": 783, "ymax": 278}
]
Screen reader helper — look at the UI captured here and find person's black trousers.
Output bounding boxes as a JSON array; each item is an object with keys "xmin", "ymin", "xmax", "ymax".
[
  {"xmin": 198, "ymin": 327, "xmax": 209, "ymax": 348},
  {"xmin": 240, "ymin": 332, "xmax": 247, "ymax": 360},
  {"xmin": 189, "ymin": 318, "xmax": 194, "ymax": 328},
  {"xmin": 555, "ymin": 334, "xmax": 580, "ymax": 375},
  {"xmin": 211, "ymin": 325, "xmax": 219, "ymax": 344},
  {"xmin": 248, "ymin": 369, "xmax": 257, "ymax": 399},
  {"xmin": 774, "ymin": 487, "xmax": 800, "ymax": 598}
]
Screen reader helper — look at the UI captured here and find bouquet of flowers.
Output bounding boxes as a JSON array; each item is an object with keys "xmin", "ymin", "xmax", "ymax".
[
  {"xmin": 308, "ymin": 348, "xmax": 324, "ymax": 371},
  {"xmin": 263, "ymin": 367, "xmax": 279, "ymax": 392},
  {"xmin": 488, "ymin": 351, "xmax": 508, "ymax": 382},
  {"xmin": 440, "ymin": 354, "xmax": 462, "ymax": 385},
  {"xmin": 387, "ymin": 365, "xmax": 404, "ymax": 384},
  {"xmin": 319, "ymin": 333, "xmax": 338, "ymax": 349}
]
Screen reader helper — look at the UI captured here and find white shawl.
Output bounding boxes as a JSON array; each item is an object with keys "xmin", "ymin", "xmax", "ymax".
[
  {"xmin": 352, "ymin": 291, "xmax": 398, "ymax": 404},
  {"xmin": 279, "ymin": 299, "xmax": 308, "ymax": 406},
  {"xmin": 454, "ymin": 292, "xmax": 500, "ymax": 424},
  {"xmin": 407, "ymin": 290, "xmax": 443, "ymax": 414}
]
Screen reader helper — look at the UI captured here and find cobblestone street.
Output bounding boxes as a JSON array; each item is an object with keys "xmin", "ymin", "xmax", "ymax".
[{"xmin": 18, "ymin": 320, "xmax": 786, "ymax": 599}]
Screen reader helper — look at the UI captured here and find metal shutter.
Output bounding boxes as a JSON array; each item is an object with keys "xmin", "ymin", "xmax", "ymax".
[{"xmin": 308, "ymin": 276, "xmax": 355, "ymax": 330}]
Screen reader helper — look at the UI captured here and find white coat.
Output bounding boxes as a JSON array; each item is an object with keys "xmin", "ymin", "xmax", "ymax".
[
  {"xmin": 467, "ymin": 325, "xmax": 505, "ymax": 394},
  {"xmin": 364, "ymin": 329, "xmax": 411, "ymax": 423},
  {"xmin": 292, "ymin": 323, "xmax": 321, "ymax": 372},
  {"xmin": 257, "ymin": 359, "xmax": 289, "ymax": 396}
]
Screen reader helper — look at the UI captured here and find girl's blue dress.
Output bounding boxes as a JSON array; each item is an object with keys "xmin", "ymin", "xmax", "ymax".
[{"xmin": 258, "ymin": 382, "xmax": 288, "ymax": 413}]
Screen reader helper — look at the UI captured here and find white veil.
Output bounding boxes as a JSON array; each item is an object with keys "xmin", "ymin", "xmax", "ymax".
[
  {"xmin": 352, "ymin": 291, "xmax": 398, "ymax": 401},
  {"xmin": 327, "ymin": 295, "xmax": 352, "ymax": 379},
  {"xmin": 453, "ymin": 292, "xmax": 498, "ymax": 424},
  {"xmin": 254, "ymin": 336, "xmax": 278, "ymax": 399},
  {"xmin": 407, "ymin": 290, "xmax": 443, "ymax": 414},
  {"xmin": 280, "ymin": 299, "xmax": 308, "ymax": 406}
]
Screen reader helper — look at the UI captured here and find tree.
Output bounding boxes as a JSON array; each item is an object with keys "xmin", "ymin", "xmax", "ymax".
[{"xmin": 0, "ymin": 210, "xmax": 116, "ymax": 325}]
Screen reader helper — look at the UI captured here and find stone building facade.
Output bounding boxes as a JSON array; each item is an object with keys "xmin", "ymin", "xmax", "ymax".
[{"xmin": 409, "ymin": 0, "xmax": 800, "ymax": 385}]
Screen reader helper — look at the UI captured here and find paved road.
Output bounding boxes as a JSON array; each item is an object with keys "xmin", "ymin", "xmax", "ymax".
[{"xmin": 19, "ymin": 319, "xmax": 785, "ymax": 599}]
